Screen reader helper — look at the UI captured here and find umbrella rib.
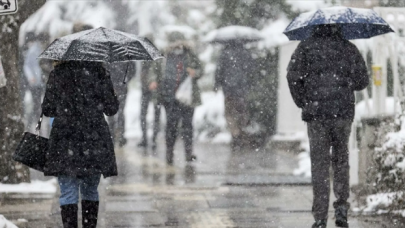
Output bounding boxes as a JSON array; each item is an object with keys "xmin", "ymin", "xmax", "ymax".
[
  {"xmin": 101, "ymin": 28, "xmax": 113, "ymax": 63},
  {"xmin": 62, "ymin": 39, "xmax": 79, "ymax": 61}
]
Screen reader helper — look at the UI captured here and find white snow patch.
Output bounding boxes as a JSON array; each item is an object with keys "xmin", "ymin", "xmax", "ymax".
[
  {"xmin": 0, "ymin": 215, "xmax": 18, "ymax": 228},
  {"xmin": 203, "ymin": 25, "xmax": 263, "ymax": 43},
  {"xmin": 293, "ymin": 151, "xmax": 311, "ymax": 178},
  {"xmin": 287, "ymin": 0, "xmax": 328, "ymax": 12},
  {"xmin": 354, "ymin": 97, "xmax": 401, "ymax": 124},
  {"xmin": 259, "ymin": 17, "xmax": 291, "ymax": 49},
  {"xmin": 0, "ymin": 179, "xmax": 57, "ymax": 194},
  {"xmin": 364, "ymin": 192, "xmax": 402, "ymax": 212}
]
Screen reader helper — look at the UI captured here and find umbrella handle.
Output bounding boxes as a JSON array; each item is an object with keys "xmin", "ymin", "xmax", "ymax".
[{"xmin": 122, "ymin": 62, "xmax": 128, "ymax": 85}]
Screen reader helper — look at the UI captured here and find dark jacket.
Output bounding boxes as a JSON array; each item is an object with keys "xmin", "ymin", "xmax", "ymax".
[
  {"xmin": 42, "ymin": 61, "xmax": 119, "ymax": 178},
  {"xmin": 160, "ymin": 44, "xmax": 203, "ymax": 107},
  {"xmin": 215, "ymin": 43, "xmax": 255, "ymax": 97},
  {"xmin": 287, "ymin": 33, "xmax": 369, "ymax": 122}
]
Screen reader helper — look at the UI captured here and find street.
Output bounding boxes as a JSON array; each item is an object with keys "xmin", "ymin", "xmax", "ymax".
[{"xmin": 25, "ymin": 138, "xmax": 390, "ymax": 228}]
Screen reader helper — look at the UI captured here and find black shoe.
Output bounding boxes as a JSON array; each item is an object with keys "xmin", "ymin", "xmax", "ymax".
[
  {"xmin": 60, "ymin": 204, "xmax": 78, "ymax": 228},
  {"xmin": 118, "ymin": 137, "xmax": 127, "ymax": 147},
  {"xmin": 335, "ymin": 206, "xmax": 349, "ymax": 227},
  {"xmin": 166, "ymin": 151, "xmax": 174, "ymax": 165},
  {"xmin": 137, "ymin": 140, "xmax": 148, "ymax": 148},
  {"xmin": 186, "ymin": 154, "xmax": 197, "ymax": 162},
  {"xmin": 312, "ymin": 219, "xmax": 327, "ymax": 228},
  {"xmin": 82, "ymin": 200, "xmax": 99, "ymax": 228},
  {"xmin": 151, "ymin": 141, "xmax": 157, "ymax": 151}
]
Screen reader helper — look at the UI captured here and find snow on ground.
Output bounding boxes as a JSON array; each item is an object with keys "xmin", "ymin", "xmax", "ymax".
[
  {"xmin": 0, "ymin": 215, "xmax": 18, "ymax": 228},
  {"xmin": 293, "ymin": 150, "xmax": 311, "ymax": 178},
  {"xmin": 355, "ymin": 192, "xmax": 402, "ymax": 213},
  {"xmin": 0, "ymin": 179, "xmax": 57, "ymax": 194},
  {"xmin": 354, "ymin": 97, "xmax": 401, "ymax": 124}
]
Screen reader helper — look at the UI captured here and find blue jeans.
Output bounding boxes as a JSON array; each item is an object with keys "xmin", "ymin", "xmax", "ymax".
[{"xmin": 58, "ymin": 175, "xmax": 100, "ymax": 206}]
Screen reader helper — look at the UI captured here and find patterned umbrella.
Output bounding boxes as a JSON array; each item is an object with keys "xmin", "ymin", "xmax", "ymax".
[{"xmin": 284, "ymin": 6, "xmax": 394, "ymax": 40}]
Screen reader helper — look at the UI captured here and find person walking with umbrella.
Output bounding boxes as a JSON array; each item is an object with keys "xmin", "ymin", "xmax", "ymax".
[
  {"xmin": 284, "ymin": 7, "xmax": 393, "ymax": 228},
  {"xmin": 206, "ymin": 26, "xmax": 261, "ymax": 150},
  {"xmin": 39, "ymin": 27, "xmax": 162, "ymax": 228}
]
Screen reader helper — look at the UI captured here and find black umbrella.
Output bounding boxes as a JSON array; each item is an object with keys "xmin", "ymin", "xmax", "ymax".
[{"xmin": 39, "ymin": 27, "xmax": 164, "ymax": 83}]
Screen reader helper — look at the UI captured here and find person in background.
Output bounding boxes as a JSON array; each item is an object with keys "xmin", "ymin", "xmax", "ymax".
[
  {"xmin": 42, "ymin": 60, "xmax": 119, "ymax": 228},
  {"xmin": 138, "ymin": 34, "xmax": 163, "ymax": 150},
  {"xmin": 22, "ymin": 32, "xmax": 46, "ymax": 132},
  {"xmin": 287, "ymin": 24, "xmax": 369, "ymax": 228},
  {"xmin": 160, "ymin": 31, "xmax": 203, "ymax": 164},
  {"xmin": 214, "ymin": 41, "xmax": 255, "ymax": 150},
  {"xmin": 107, "ymin": 61, "xmax": 136, "ymax": 147}
]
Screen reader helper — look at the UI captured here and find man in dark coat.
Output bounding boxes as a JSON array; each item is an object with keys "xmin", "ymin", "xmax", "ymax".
[
  {"xmin": 214, "ymin": 41, "xmax": 254, "ymax": 149},
  {"xmin": 160, "ymin": 32, "xmax": 203, "ymax": 164},
  {"xmin": 42, "ymin": 61, "xmax": 119, "ymax": 228},
  {"xmin": 287, "ymin": 25, "xmax": 369, "ymax": 228}
]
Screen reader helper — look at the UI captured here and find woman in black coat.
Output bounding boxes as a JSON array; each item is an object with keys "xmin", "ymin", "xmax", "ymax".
[{"xmin": 42, "ymin": 61, "xmax": 119, "ymax": 228}]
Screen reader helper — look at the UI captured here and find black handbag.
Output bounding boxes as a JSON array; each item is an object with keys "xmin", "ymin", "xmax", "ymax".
[{"xmin": 13, "ymin": 113, "xmax": 48, "ymax": 172}]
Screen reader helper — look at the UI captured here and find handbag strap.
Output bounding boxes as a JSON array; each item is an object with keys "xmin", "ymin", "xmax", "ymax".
[{"xmin": 35, "ymin": 112, "xmax": 44, "ymax": 134}]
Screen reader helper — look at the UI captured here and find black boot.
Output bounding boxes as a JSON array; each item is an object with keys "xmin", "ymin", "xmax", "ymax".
[
  {"xmin": 335, "ymin": 205, "xmax": 349, "ymax": 227},
  {"xmin": 166, "ymin": 148, "xmax": 174, "ymax": 165},
  {"xmin": 137, "ymin": 139, "xmax": 148, "ymax": 148},
  {"xmin": 82, "ymin": 200, "xmax": 99, "ymax": 228},
  {"xmin": 185, "ymin": 153, "xmax": 197, "ymax": 162},
  {"xmin": 312, "ymin": 219, "xmax": 327, "ymax": 228},
  {"xmin": 60, "ymin": 204, "xmax": 78, "ymax": 228}
]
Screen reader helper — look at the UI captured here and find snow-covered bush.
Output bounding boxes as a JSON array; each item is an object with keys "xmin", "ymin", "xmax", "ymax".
[{"xmin": 363, "ymin": 117, "xmax": 405, "ymax": 212}]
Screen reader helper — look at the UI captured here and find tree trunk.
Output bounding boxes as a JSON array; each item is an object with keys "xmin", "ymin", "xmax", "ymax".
[{"xmin": 0, "ymin": 0, "xmax": 46, "ymax": 183}]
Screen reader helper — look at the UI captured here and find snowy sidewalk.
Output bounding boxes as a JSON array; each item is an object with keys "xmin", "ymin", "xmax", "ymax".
[
  {"xmin": 1, "ymin": 138, "xmax": 401, "ymax": 227},
  {"xmin": 47, "ymin": 138, "xmax": 396, "ymax": 227}
]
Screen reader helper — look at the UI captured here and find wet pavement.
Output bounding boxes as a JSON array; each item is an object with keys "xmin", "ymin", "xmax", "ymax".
[{"xmin": 1, "ymin": 138, "xmax": 398, "ymax": 227}]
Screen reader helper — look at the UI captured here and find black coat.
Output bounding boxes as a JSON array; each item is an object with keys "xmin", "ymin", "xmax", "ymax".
[
  {"xmin": 215, "ymin": 44, "xmax": 255, "ymax": 97},
  {"xmin": 42, "ymin": 61, "xmax": 119, "ymax": 178},
  {"xmin": 287, "ymin": 34, "xmax": 369, "ymax": 122}
]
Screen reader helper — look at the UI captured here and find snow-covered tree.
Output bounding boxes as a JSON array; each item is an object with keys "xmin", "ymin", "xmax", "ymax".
[{"xmin": 0, "ymin": 0, "xmax": 46, "ymax": 184}]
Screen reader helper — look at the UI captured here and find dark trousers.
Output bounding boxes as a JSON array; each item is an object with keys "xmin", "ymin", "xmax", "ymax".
[
  {"xmin": 108, "ymin": 85, "xmax": 127, "ymax": 146},
  {"xmin": 163, "ymin": 100, "xmax": 194, "ymax": 162},
  {"xmin": 25, "ymin": 86, "xmax": 44, "ymax": 132},
  {"xmin": 307, "ymin": 119, "xmax": 352, "ymax": 221},
  {"xmin": 140, "ymin": 90, "xmax": 161, "ymax": 144}
]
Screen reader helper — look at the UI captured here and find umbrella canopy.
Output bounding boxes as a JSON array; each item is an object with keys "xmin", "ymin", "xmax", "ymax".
[
  {"xmin": 283, "ymin": 6, "xmax": 394, "ymax": 40},
  {"xmin": 39, "ymin": 27, "xmax": 164, "ymax": 62},
  {"xmin": 204, "ymin": 25, "xmax": 263, "ymax": 44}
]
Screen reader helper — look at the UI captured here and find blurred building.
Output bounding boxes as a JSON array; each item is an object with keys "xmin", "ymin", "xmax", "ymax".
[{"xmin": 340, "ymin": 0, "xmax": 379, "ymax": 8}]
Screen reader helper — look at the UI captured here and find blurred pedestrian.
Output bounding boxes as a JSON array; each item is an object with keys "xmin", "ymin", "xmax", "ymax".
[
  {"xmin": 214, "ymin": 41, "xmax": 254, "ymax": 150},
  {"xmin": 42, "ymin": 61, "xmax": 119, "ymax": 228},
  {"xmin": 160, "ymin": 31, "xmax": 203, "ymax": 164},
  {"xmin": 287, "ymin": 24, "xmax": 369, "ymax": 228},
  {"xmin": 138, "ymin": 34, "xmax": 163, "ymax": 150},
  {"xmin": 107, "ymin": 61, "xmax": 136, "ymax": 147},
  {"xmin": 22, "ymin": 32, "xmax": 46, "ymax": 132}
]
